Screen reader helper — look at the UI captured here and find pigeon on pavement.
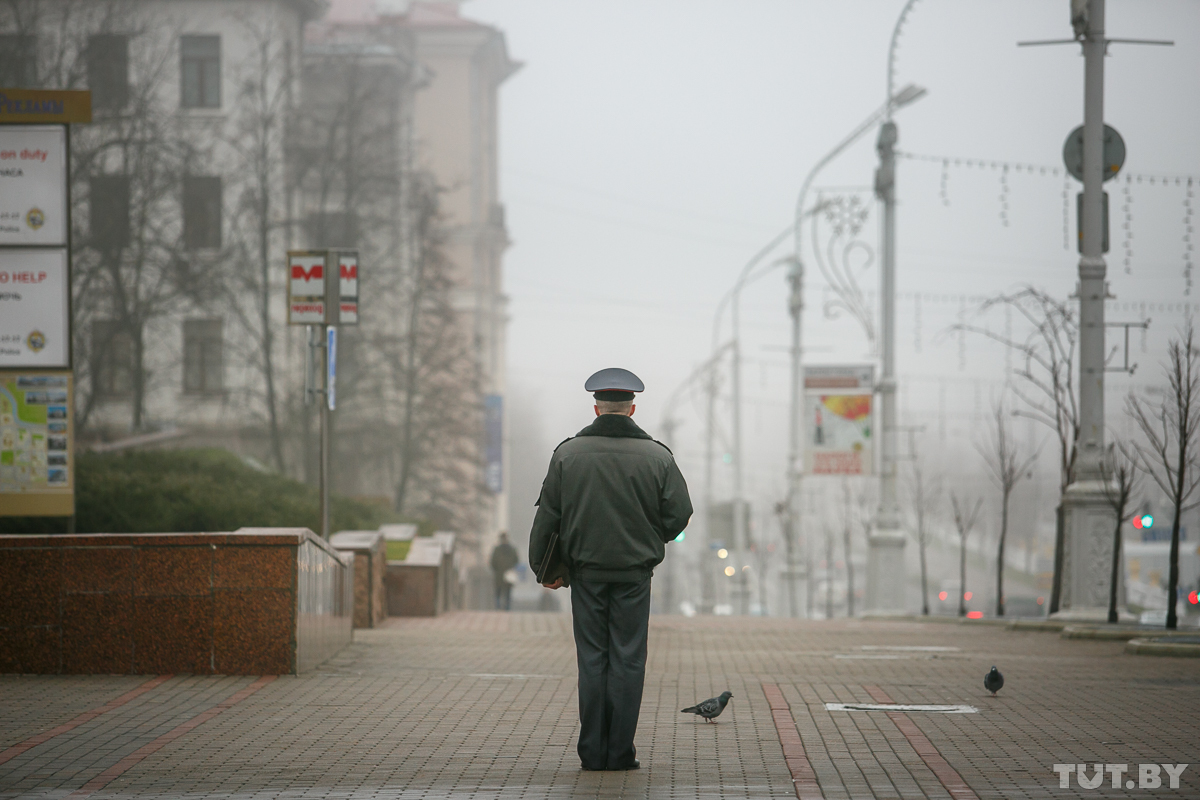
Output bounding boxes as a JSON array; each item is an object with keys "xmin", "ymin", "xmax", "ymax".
[
  {"xmin": 984, "ymin": 666, "xmax": 1004, "ymax": 696},
  {"xmin": 682, "ymin": 691, "xmax": 733, "ymax": 723}
]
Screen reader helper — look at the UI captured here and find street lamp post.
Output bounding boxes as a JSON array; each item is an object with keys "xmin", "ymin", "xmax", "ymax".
[
  {"xmin": 864, "ymin": 0, "xmax": 924, "ymax": 614},
  {"xmin": 786, "ymin": 84, "xmax": 926, "ymax": 618},
  {"xmin": 1058, "ymin": 0, "xmax": 1118, "ymax": 618}
]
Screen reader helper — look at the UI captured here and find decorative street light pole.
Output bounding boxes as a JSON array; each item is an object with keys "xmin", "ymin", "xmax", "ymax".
[
  {"xmin": 864, "ymin": 0, "xmax": 923, "ymax": 614},
  {"xmin": 787, "ymin": 84, "xmax": 925, "ymax": 618}
]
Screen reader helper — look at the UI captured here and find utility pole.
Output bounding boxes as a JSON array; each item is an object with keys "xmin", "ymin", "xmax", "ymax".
[
  {"xmin": 784, "ymin": 260, "xmax": 804, "ymax": 618},
  {"xmin": 864, "ymin": 118, "xmax": 906, "ymax": 614},
  {"xmin": 1058, "ymin": 0, "xmax": 1116, "ymax": 617}
]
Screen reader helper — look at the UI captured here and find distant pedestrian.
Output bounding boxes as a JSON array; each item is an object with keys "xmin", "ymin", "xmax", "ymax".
[
  {"xmin": 490, "ymin": 532, "xmax": 519, "ymax": 611},
  {"xmin": 530, "ymin": 368, "xmax": 692, "ymax": 771}
]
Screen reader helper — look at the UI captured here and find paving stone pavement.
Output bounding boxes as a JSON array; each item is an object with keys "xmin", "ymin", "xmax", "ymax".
[{"xmin": 1, "ymin": 613, "xmax": 1197, "ymax": 799}]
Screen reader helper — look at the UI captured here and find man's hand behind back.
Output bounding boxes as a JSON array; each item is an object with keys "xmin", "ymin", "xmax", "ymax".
[{"xmin": 541, "ymin": 578, "xmax": 564, "ymax": 590}]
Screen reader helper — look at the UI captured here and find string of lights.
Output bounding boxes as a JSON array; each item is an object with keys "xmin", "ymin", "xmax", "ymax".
[{"xmin": 898, "ymin": 151, "xmax": 1200, "ymax": 294}]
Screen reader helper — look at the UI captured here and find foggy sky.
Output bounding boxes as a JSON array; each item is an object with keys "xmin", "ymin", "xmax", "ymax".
[{"xmin": 461, "ymin": 0, "xmax": 1200, "ymax": 545}]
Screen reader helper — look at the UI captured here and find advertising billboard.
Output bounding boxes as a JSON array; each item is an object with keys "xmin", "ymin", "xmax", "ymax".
[{"xmin": 804, "ymin": 365, "xmax": 875, "ymax": 476}]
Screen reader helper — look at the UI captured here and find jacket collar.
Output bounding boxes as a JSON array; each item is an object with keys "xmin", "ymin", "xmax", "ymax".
[{"xmin": 575, "ymin": 413, "xmax": 652, "ymax": 440}]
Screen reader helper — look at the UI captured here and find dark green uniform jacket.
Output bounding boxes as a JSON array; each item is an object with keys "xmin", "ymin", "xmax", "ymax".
[{"xmin": 529, "ymin": 413, "xmax": 693, "ymax": 582}]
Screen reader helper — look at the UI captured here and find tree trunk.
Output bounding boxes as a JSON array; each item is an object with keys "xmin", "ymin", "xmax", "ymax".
[
  {"xmin": 959, "ymin": 533, "xmax": 968, "ymax": 617},
  {"xmin": 1049, "ymin": 503, "xmax": 1065, "ymax": 613},
  {"xmin": 259, "ymin": 189, "xmax": 284, "ymax": 472},
  {"xmin": 131, "ymin": 323, "xmax": 145, "ymax": 431},
  {"xmin": 918, "ymin": 526, "xmax": 929, "ymax": 616},
  {"xmin": 1167, "ymin": 463, "xmax": 1185, "ymax": 630},
  {"xmin": 1107, "ymin": 513, "xmax": 1122, "ymax": 624},
  {"xmin": 844, "ymin": 522, "xmax": 854, "ymax": 618},
  {"xmin": 996, "ymin": 487, "xmax": 1009, "ymax": 616}
]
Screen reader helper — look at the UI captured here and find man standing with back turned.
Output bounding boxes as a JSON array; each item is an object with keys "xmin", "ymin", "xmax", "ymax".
[{"xmin": 530, "ymin": 368, "xmax": 692, "ymax": 772}]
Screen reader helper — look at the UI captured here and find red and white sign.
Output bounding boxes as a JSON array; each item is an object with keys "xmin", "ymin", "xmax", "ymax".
[
  {"xmin": 338, "ymin": 252, "xmax": 358, "ymax": 325},
  {"xmin": 288, "ymin": 251, "xmax": 325, "ymax": 324}
]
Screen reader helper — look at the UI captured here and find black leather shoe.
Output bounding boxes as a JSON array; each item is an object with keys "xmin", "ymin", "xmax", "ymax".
[{"xmin": 618, "ymin": 759, "xmax": 640, "ymax": 770}]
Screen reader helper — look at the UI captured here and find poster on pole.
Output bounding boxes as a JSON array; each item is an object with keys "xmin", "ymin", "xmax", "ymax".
[
  {"xmin": 0, "ymin": 125, "xmax": 68, "ymax": 246},
  {"xmin": 288, "ymin": 250, "xmax": 326, "ymax": 324},
  {"xmin": 338, "ymin": 251, "xmax": 358, "ymax": 325},
  {"xmin": 804, "ymin": 364, "xmax": 874, "ymax": 476},
  {"xmin": 0, "ymin": 248, "xmax": 70, "ymax": 369},
  {"xmin": 0, "ymin": 371, "xmax": 74, "ymax": 515}
]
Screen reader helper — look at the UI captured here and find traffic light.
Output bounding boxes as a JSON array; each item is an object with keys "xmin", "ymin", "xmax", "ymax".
[{"xmin": 1131, "ymin": 513, "xmax": 1153, "ymax": 530}]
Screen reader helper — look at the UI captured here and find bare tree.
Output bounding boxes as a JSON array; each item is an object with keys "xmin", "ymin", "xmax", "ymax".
[
  {"xmin": 955, "ymin": 288, "xmax": 1079, "ymax": 612},
  {"xmin": 905, "ymin": 457, "xmax": 940, "ymax": 616},
  {"xmin": 977, "ymin": 402, "xmax": 1038, "ymax": 616},
  {"xmin": 1099, "ymin": 443, "xmax": 1139, "ymax": 624},
  {"xmin": 385, "ymin": 175, "xmax": 483, "ymax": 533},
  {"xmin": 1126, "ymin": 324, "xmax": 1200, "ymax": 630},
  {"xmin": 69, "ymin": 19, "xmax": 214, "ymax": 432},
  {"xmin": 951, "ymin": 493, "xmax": 983, "ymax": 618},
  {"xmin": 222, "ymin": 13, "xmax": 295, "ymax": 471}
]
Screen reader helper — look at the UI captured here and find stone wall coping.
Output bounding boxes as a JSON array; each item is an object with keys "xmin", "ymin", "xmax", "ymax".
[
  {"xmin": 0, "ymin": 527, "xmax": 340, "ymax": 560},
  {"xmin": 330, "ymin": 530, "xmax": 385, "ymax": 554}
]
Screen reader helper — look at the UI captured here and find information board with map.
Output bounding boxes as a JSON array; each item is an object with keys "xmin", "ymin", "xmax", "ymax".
[{"xmin": 0, "ymin": 371, "xmax": 73, "ymax": 515}]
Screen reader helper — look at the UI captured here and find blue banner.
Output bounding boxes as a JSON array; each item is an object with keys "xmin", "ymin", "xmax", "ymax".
[{"xmin": 484, "ymin": 394, "xmax": 503, "ymax": 493}]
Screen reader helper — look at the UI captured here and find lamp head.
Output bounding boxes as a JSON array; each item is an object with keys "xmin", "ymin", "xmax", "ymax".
[{"xmin": 890, "ymin": 83, "xmax": 927, "ymax": 110}]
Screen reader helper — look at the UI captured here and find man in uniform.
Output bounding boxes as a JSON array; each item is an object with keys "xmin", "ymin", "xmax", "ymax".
[{"xmin": 529, "ymin": 368, "xmax": 692, "ymax": 771}]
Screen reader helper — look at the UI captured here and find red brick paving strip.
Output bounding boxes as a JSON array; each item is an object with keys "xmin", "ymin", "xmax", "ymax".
[
  {"xmin": 63, "ymin": 675, "xmax": 276, "ymax": 799},
  {"xmin": 762, "ymin": 682, "xmax": 824, "ymax": 800},
  {"xmin": 0, "ymin": 674, "xmax": 173, "ymax": 766},
  {"xmin": 863, "ymin": 684, "xmax": 981, "ymax": 800}
]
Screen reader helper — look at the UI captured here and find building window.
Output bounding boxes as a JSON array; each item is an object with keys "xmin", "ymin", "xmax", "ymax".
[
  {"xmin": 0, "ymin": 34, "xmax": 37, "ymax": 87},
  {"xmin": 87, "ymin": 34, "xmax": 129, "ymax": 111},
  {"xmin": 183, "ymin": 176, "xmax": 221, "ymax": 249},
  {"xmin": 180, "ymin": 35, "xmax": 220, "ymax": 109},
  {"xmin": 89, "ymin": 175, "xmax": 130, "ymax": 251},
  {"xmin": 183, "ymin": 319, "xmax": 223, "ymax": 394},
  {"xmin": 92, "ymin": 320, "xmax": 133, "ymax": 399}
]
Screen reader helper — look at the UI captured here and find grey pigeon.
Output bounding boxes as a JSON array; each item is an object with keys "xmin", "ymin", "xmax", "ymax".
[
  {"xmin": 984, "ymin": 666, "xmax": 1004, "ymax": 696},
  {"xmin": 682, "ymin": 691, "xmax": 732, "ymax": 723}
]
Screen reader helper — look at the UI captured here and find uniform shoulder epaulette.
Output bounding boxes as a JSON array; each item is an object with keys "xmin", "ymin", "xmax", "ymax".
[
  {"xmin": 552, "ymin": 436, "xmax": 574, "ymax": 453},
  {"xmin": 652, "ymin": 438, "xmax": 674, "ymax": 455}
]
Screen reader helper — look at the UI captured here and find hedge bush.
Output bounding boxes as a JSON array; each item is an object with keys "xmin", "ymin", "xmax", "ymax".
[{"xmin": 0, "ymin": 448, "xmax": 422, "ymax": 535}]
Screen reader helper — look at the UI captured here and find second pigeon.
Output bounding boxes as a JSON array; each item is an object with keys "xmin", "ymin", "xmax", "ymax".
[{"xmin": 681, "ymin": 691, "xmax": 733, "ymax": 723}]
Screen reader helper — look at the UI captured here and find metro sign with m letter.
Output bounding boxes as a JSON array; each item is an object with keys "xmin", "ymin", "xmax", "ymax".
[
  {"xmin": 338, "ymin": 251, "xmax": 359, "ymax": 325},
  {"xmin": 288, "ymin": 251, "xmax": 326, "ymax": 324}
]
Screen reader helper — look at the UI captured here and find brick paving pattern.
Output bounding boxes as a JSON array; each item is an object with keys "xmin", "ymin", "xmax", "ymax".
[{"xmin": 1, "ymin": 613, "xmax": 1197, "ymax": 799}]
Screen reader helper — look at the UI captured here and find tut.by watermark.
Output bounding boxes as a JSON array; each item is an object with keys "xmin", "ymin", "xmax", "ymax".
[{"xmin": 1053, "ymin": 764, "xmax": 1189, "ymax": 790}]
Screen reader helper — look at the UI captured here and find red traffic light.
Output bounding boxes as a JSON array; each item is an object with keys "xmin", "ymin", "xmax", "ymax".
[
  {"xmin": 1132, "ymin": 515, "xmax": 1143, "ymax": 529},
  {"xmin": 1189, "ymin": 590, "xmax": 1199, "ymax": 605}
]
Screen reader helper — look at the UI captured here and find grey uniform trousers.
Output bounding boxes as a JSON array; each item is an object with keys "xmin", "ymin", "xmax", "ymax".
[{"xmin": 570, "ymin": 577, "xmax": 651, "ymax": 770}]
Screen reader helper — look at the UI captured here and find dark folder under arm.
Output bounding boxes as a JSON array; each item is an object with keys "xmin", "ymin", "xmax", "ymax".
[{"xmin": 535, "ymin": 531, "xmax": 571, "ymax": 587}]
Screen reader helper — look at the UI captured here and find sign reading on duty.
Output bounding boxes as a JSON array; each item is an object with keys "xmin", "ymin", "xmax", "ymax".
[
  {"xmin": 804, "ymin": 364, "xmax": 875, "ymax": 476},
  {"xmin": 0, "ymin": 125, "xmax": 68, "ymax": 246},
  {"xmin": 287, "ymin": 250, "xmax": 359, "ymax": 325}
]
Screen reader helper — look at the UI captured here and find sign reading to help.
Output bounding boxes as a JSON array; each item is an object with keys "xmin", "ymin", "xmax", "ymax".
[
  {"xmin": 288, "ymin": 251, "xmax": 325, "ymax": 324},
  {"xmin": 0, "ymin": 248, "xmax": 69, "ymax": 368},
  {"xmin": 338, "ymin": 252, "xmax": 358, "ymax": 325}
]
